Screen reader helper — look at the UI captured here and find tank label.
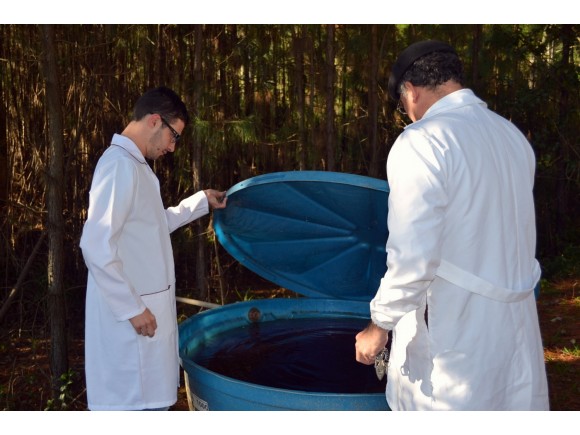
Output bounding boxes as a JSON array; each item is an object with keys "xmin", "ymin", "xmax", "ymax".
[{"xmin": 192, "ymin": 393, "xmax": 209, "ymax": 411}]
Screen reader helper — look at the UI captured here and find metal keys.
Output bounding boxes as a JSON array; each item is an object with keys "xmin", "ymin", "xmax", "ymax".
[{"xmin": 374, "ymin": 347, "xmax": 390, "ymax": 381}]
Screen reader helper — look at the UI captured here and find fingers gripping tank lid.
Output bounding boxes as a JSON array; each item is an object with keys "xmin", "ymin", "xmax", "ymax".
[{"xmin": 387, "ymin": 40, "xmax": 457, "ymax": 101}]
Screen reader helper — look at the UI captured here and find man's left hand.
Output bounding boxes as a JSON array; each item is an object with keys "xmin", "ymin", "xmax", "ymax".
[{"xmin": 204, "ymin": 189, "xmax": 227, "ymax": 210}]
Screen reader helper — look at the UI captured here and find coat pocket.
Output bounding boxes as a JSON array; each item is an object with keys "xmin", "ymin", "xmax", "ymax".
[
  {"xmin": 136, "ymin": 287, "xmax": 179, "ymax": 403},
  {"xmin": 140, "ymin": 287, "xmax": 174, "ymax": 343}
]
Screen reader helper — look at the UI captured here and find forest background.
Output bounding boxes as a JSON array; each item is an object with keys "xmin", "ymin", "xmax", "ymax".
[{"xmin": 0, "ymin": 23, "xmax": 578, "ymax": 411}]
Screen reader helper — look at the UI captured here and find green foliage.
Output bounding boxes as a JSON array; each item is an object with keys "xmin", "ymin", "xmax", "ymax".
[
  {"xmin": 226, "ymin": 117, "xmax": 258, "ymax": 145},
  {"xmin": 0, "ymin": 23, "xmax": 578, "ymax": 345},
  {"xmin": 6, "ymin": 25, "xmax": 580, "ymax": 216},
  {"xmin": 44, "ymin": 369, "xmax": 77, "ymax": 411},
  {"xmin": 542, "ymin": 244, "xmax": 580, "ymax": 281},
  {"xmin": 562, "ymin": 345, "xmax": 580, "ymax": 358},
  {"xmin": 0, "ymin": 24, "xmax": 578, "ymax": 413},
  {"xmin": 234, "ymin": 288, "xmax": 255, "ymax": 302}
]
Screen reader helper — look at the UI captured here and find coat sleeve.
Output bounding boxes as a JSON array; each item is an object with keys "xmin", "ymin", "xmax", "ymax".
[
  {"xmin": 80, "ymin": 157, "xmax": 146, "ymax": 321},
  {"xmin": 370, "ymin": 129, "xmax": 448, "ymax": 330},
  {"xmin": 165, "ymin": 190, "xmax": 209, "ymax": 234}
]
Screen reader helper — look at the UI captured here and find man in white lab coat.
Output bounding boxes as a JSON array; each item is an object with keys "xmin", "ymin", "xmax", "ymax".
[
  {"xmin": 355, "ymin": 41, "xmax": 549, "ymax": 410},
  {"xmin": 80, "ymin": 87, "xmax": 226, "ymax": 410}
]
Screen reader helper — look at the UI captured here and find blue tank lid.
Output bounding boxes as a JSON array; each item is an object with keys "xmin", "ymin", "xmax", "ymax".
[{"xmin": 213, "ymin": 171, "xmax": 389, "ymax": 302}]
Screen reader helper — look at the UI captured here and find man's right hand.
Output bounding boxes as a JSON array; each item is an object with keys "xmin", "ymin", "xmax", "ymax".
[
  {"xmin": 129, "ymin": 308, "xmax": 157, "ymax": 337},
  {"xmin": 355, "ymin": 322, "xmax": 389, "ymax": 365}
]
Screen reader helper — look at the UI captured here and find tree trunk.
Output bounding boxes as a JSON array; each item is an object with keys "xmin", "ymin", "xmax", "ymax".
[
  {"xmin": 293, "ymin": 26, "xmax": 306, "ymax": 170},
  {"xmin": 219, "ymin": 28, "xmax": 230, "ymax": 119},
  {"xmin": 470, "ymin": 24, "xmax": 482, "ymax": 92},
  {"xmin": 243, "ymin": 27, "xmax": 254, "ymax": 117},
  {"xmin": 308, "ymin": 29, "xmax": 317, "ymax": 169},
  {"xmin": 368, "ymin": 25, "xmax": 379, "ymax": 177},
  {"xmin": 325, "ymin": 25, "xmax": 336, "ymax": 172},
  {"xmin": 230, "ymin": 25, "xmax": 241, "ymax": 117},
  {"xmin": 0, "ymin": 30, "xmax": 7, "ymax": 221},
  {"xmin": 192, "ymin": 24, "xmax": 207, "ymax": 301},
  {"xmin": 41, "ymin": 24, "xmax": 68, "ymax": 401},
  {"xmin": 340, "ymin": 26, "xmax": 349, "ymax": 172},
  {"xmin": 0, "ymin": 29, "xmax": 8, "ymax": 288},
  {"xmin": 555, "ymin": 24, "xmax": 575, "ymax": 252}
]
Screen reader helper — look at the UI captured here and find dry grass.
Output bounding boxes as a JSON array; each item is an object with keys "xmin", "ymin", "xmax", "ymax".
[{"xmin": 536, "ymin": 279, "xmax": 580, "ymax": 410}]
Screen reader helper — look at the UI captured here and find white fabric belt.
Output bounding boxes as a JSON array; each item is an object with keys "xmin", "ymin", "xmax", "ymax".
[{"xmin": 435, "ymin": 259, "xmax": 541, "ymax": 303}]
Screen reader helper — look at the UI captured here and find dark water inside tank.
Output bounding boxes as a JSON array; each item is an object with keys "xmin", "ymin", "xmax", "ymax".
[{"xmin": 189, "ymin": 317, "xmax": 387, "ymax": 394}]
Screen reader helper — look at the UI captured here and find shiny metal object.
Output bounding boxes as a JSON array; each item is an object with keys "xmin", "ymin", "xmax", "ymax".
[{"xmin": 374, "ymin": 347, "xmax": 390, "ymax": 381}]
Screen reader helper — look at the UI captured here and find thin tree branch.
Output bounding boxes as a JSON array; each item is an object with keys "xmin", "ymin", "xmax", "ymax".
[{"xmin": 0, "ymin": 232, "xmax": 46, "ymax": 323}]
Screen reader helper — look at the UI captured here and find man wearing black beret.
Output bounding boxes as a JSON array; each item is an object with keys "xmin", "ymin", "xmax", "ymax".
[{"xmin": 355, "ymin": 40, "xmax": 549, "ymax": 410}]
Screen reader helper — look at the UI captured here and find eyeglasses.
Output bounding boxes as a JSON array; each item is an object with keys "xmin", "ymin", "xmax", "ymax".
[
  {"xmin": 396, "ymin": 99, "xmax": 407, "ymax": 116},
  {"xmin": 159, "ymin": 116, "xmax": 181, "ymax": 143}
]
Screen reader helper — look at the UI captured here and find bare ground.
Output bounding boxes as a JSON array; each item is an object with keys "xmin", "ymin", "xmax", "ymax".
[{"xmin": 1, "ymin": 280, "xmax": 578, "ymax": 411}]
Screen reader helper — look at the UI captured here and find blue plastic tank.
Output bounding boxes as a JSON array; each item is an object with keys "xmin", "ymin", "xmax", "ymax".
[{"xmin": 179, "ymin": 171, "xmax": 390, "ymax": 410}]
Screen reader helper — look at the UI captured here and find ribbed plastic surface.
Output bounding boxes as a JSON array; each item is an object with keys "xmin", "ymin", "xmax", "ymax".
[{"xmin": 213, "ymin": 171, "xmax": 390, "ymax": 301}]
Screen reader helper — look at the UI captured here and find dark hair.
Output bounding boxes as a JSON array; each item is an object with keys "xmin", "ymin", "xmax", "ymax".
[
  {"xmin": 399, "ymin": 51, "xmax": 464, "ymax": 93},
  {"xmin": 132, "ymin": 86, "xmax": 190, "ymax": 126}
]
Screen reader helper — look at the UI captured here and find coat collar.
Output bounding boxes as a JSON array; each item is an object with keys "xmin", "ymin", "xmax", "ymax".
[
  {"xmin": 405, "ymin": 89, "xmax": 487, "ymax": 130},
  {"xmin": 422, "ymin": 88, "xmax": 486, "ymax": 119},
  {"xmin": 110, "ymin": 133, "xmax": 147, "ymax": 164}
]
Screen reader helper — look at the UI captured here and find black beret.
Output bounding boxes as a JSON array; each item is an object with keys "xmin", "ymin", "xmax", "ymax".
[{"xmin": 388, "ymin": 40, "xmax": 457, "ymax": 101}]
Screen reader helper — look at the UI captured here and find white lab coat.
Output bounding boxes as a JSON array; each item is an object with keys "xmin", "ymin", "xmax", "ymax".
[
  {"xmin": 80, "ymin": 134, "xmax": 209, "ymax": 410},
  {"xmin": 370, "ymin": 89, "xmax": 549, "ymax": 410}
]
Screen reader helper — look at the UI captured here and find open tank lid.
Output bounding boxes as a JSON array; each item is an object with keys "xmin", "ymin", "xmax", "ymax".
[{"xmin": 213, "ymin": 171, "xmax": 389, "ymax": 302}]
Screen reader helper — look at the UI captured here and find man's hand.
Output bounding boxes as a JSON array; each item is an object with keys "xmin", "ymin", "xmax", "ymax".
[
  {"xmin": 129, "ymin": 308, "xmax": 157, "ymax": 338},
  {"xmin": 204, "ymin": 189, "xmax": 227, "ymax": 210},
  {"xmin": 355, "ymin": 322, "xmax": 389, "ymax": 365}
]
